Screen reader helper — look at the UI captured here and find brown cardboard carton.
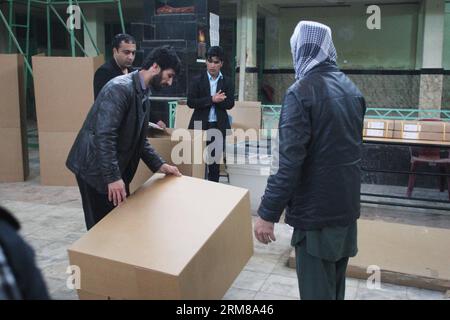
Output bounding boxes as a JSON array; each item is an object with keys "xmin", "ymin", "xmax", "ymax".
[
  {"xmin": 0, "ymin": 128, "xmax": 27, "ymax": 182},
  {"xmin": 363, "ymin": 128, "xmax": 394, "ymax": 138},
  {"xmin": 0, "ymin": 54, "xmax": 28, "ymax": 182},
  {"xmin": 228, "ymin": 101, "xmax": 262, "ymax": 130},
  {"xmin": 363, "ymin": 119, "xmax": 395, "ymax": 130},
  {"xmin": 393, "ymin": 120, "xmax": 448, "ymax": 133},
  {"xmin": 363, "ymin": 119, "xmax": 394, "ymax": 138},
  {"xmin": 38, "ymin": 131, "xmax": 78, "ymax": 186},
  {"xmin": 32, "ymin": 55, "xmax": 104, "ymax": 132},
  {"xmin": 348, "ymin": 219, "xmax": 450, "ymax": 291},
  {"xmin": 130, "ymin": 129, "xmax": 205, "ymax": 193},
  {"xmin": 68, "ymin": 174, "xmax": 253, "ymax": 299}
]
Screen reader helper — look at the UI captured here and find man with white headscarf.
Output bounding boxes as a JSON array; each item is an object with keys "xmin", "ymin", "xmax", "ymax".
[{"xmin": 254, "ymin": 21, "xmax": 366, "ymax": 300}]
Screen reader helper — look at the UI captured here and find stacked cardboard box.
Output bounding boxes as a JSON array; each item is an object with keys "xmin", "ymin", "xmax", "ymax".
[
  {"xmin": 32, "ymin": 55, "xmax": 104, "ymax": 185},
  {"xmin": 130, "ymin": 128, "xmax": 205, "ymax": 193},
  {"xmin": 393, "ymin": 120, "xmax": 450, "ymax": 141},
  {"xmin": 68, "ymin": 174, "xmax": 253, "ymax": 299},
  {"xmin": 0, "ymin": 54, "xmax": 28, "ymax": 182},
  {"xmin": 174, "ymin": 100, "xmax": 262, "ymax": 132},
  {"xmin": 363, "ymin": 119, "xmax": 394, "ymax": 138},
  {"xmin": 228, "ymin": 101, "xmax": 262, "ymax": 131}
]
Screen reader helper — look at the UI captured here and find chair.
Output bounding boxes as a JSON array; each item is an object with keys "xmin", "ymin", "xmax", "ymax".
[{"xmin": 406, "ymin": 119, "xmax": 450, "ymax": 199}]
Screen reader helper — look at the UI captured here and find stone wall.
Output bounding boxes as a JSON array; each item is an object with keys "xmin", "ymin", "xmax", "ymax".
[
  {"xmin": 442, "ymin": 75, "xmax": 450, "ymax": 110},
  {"xmin": 262, "ymin": 71, "xmax": 422, "ymax": 108}
]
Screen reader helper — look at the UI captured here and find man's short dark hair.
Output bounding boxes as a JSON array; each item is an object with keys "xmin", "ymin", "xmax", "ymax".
[
  {"xmin": 112, "ymin": 34, "xmax": 136, "ymax": 50},
  {"xmin": 141, "ymin": 45, "xmax": 181, "ymax": 74},
  {"xmin": 206, "ymin": 46, "xmax": 224, "ymax": 61}
]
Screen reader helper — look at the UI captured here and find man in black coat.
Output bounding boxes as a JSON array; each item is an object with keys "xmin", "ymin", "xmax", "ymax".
[
  {"xmin": 93, "ymin": 34, "xmax": 136, "ymax": 100},
  {"xmin": 67, "ymin": 46, "xmax": 182, "ymax": 230},
  {"xmin": 187, "ymin": 46, "xmax": 235, "ymax": 182},
  {"xmin": 0, "ymin": 206, "xmax": 50, "ymax": 299},
  {"xmin": 94, "ymin": 34, "xmax": 168, "ymax": 129},
  {"xmin": 254, "ymin": 21, "xmax": 366, "ymax": 300}
]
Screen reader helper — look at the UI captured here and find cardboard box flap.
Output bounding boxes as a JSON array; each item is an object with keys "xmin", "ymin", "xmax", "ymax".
[
  {"xmin": 174, "ymin": 103, "xmax": 193, "ymax": 129},
  {"xmin": 69, "ymin": 174, "xmax": 249, "ymax": 276}
]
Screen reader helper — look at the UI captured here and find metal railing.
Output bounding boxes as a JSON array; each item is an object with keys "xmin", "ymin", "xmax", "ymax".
[{"xmin": 167, "ymin": 102, "xmax": 450, "ymax": 129}]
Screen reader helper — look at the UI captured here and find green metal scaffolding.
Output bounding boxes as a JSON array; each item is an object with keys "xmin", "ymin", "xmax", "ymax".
[{"xmin": 1, "ymin": 0, "xmax": 125, "ymax": 76}]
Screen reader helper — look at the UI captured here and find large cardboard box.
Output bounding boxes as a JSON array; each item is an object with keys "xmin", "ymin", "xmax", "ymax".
[
  {"xmin": 68, "ymin": 174, "xmax": 253, "ymax": 299},
  {"xmin": 347, "ymin": 219, "xmax": 450, "ymax": 291},
  {"xmin": 0, "ymin": 54, "xmax": 28, "ymax": 182},
  {"xmin": 38, "ymin": 131, "xmax": 78, "ymax": 186},
  {"xmin": 32, "ymin": 55, "xmax": 104, "ymax": 132},
  {"xmin": 130, "ymin": 129, "xmax": 206, "ymax": 193},
  {"xmin": 32, "ymin": 55, "xmax": 104, "ymax": 185},
  {"xmin": 228, "ymin": 101, "xmax": 262, "ymax": 131}
]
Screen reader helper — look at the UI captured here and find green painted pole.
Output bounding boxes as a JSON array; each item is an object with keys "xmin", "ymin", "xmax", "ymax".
[
  {"xmin": 47, "ymin": 0, "xmax": 52, "ymax": 55},
  {"xmin": 0, "ymin": 9, "xmax": 33, "ymax": 76},
  {"xmin": 117, "ymin": 0, "xmax": 125, "ymax": 33},
  {"xmin": 68, "ymin": 0, "xmax": 76, "ymax": 56},
  {"xmin": 74, "ymin": 0, "xmax": 100, "ymax": 56},
  {"xmin": 7, "ymin": 0, "xmax": 13, "ymax": 53},
  {"xmin": 49, "ymin": 4, "xmax": 88, "ymax": 56}
]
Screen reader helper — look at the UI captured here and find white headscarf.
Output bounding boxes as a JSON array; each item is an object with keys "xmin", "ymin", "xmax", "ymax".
[{"xmin": 290, "ymin": 21, "xmax": 337, "ymax": 80}]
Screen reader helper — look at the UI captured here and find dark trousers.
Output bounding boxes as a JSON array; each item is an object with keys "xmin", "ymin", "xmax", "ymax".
[
  {"xmin": 295, "ymin": 239, "xmax": 349, "ymax": 300},
  {"xmin": 76, "ymin": 176, "xmax": 129, "ymax": 230},
  {"xmin": 206, "ymin": 122, "xmax": 224, "ymax": 182}
]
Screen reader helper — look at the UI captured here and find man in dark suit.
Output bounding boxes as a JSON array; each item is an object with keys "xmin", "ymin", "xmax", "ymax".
[
  {"xmin": 93, "ymin": 34, "xmax": 136, "ymax": 99},
  {"xmin": 187, "ymin": 46, "xmax": 235, "ymax": 182},
  {"xmin": 67, "ymin": 46, "xmax": 182, "ymax": 230},
  {"xmin": 94, "ymin": 34, "xmax": 168, "ymax": 129}
]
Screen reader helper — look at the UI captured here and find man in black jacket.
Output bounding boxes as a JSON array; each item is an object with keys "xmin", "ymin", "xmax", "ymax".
[
  {"xmin": 254, "ymin": 21, "xmax": 366, "ymax": 300},
  {"xmin": 0, "ymin": 206, "xmax": 50, "ymax": 299},
  {"xmin": 67, "ymin": 46, "xmax": 182, "ymax": 230},
  {"xmin": 93, "ymin": 34, "xmax": 136, "ymax": 100},
  {"xmin": 187, "ymin": 46, "xmax": 235, "ymax": 182}
]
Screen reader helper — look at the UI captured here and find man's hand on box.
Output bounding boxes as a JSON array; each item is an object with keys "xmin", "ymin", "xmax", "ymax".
[
  {"xmin": 156, "ymin": 120, "xmax": 167, "ymax": 130},
  {"xmin": 159, "ymin": 163, "xmax": 182, "ymax": 177},
  {"xmin": 108, "ymin": 179, "xmax": 127, "ymax": 207}
]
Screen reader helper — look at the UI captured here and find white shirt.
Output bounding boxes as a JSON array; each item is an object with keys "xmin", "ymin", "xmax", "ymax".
[{"xmin": 207, "ymin": 71, "xmax": 223, "ymax": 122}]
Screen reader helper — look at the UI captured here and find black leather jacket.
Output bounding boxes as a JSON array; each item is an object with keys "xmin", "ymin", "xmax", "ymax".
[
  {"xmin": 0, "ymin": 207, "xmax": 50, "ymax": 299},
  {"xmin": 258, "ymin": 63, "xmax": 366, "ymax": 230},
  {"xmin": 66, "ymin": 71, "xmax": 165, "ymax": 194}
]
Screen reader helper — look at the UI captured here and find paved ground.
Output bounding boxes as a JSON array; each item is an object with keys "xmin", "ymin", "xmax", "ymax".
[{"xmin": 0, "ymin": 126, "xmax": 449, "ymax": 300}]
